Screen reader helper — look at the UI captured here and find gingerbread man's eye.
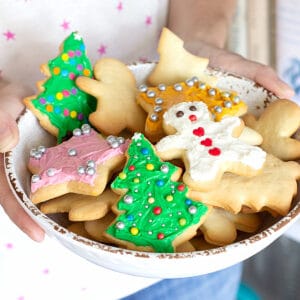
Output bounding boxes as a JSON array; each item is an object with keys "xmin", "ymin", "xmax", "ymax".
[
  {"xmin": 189, "ymin": 105, "xmax": 197, "ymax": 111},
  {"xmin": 176, "ymin": 111, "xmax": 184, "ymax": 118}
]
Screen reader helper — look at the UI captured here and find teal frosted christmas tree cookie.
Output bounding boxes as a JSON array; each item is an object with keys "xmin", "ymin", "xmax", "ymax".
[
  {"xmin": 24, "ymin": 32, "xmax": 96, "ymax": 143},
  {"xmin": 105, "ymin": 133, "xmax": 209, "ymax": 253}
]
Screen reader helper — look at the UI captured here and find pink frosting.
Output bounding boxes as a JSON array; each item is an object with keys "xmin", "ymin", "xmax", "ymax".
[{"xmin": 29, "ymin": 129, "xmax": 129, "ymax": 193}]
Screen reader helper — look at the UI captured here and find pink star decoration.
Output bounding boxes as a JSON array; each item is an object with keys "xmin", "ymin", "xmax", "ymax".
[
  {"xmin": 145, "ymin": 16, "xmax": 152, "ymax": 26},
  {"xmin": 97, "ymin": 44, "xmax": 107, "ymax": 56},
  {"xmin": 117, "ymin": 1, "xmax": 123, "ymax": 11},
  {"xmin": 139, "ymin": 57, "xmax": 148, "ymax": 63},
  {"xmin": 61, "ymin": 20, "xmax": 70, "ymax": 31},
  {"xmin": 3, "ymin": 30, "xmax": 15, "ymax": 41}
]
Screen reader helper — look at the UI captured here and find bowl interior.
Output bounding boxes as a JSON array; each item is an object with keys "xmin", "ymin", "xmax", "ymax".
[{"xmin": 4, "ymin": 63, "xmax": 300, "ymax": 278}]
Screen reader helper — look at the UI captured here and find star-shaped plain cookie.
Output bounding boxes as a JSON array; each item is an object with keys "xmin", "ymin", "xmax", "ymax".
[
  {"xmin": 76, "ymin": 58, "xmax": 146, "ymax": 135},
  {"xmin": 189, "ymin": 154, "xmax": 300, "ymax": 216},
  {"xmin": 243, "ymin": 99, "xmax": 300, "ymax": 161},
  {"xmin": 147, "ymin": 27, "xmax": 216, "ymax": 86}
]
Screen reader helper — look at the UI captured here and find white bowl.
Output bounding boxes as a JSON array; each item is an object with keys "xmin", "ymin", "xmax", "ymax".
[{"xmin": 4, "ymin": 63, "xmax": 300, "ymax": 278}]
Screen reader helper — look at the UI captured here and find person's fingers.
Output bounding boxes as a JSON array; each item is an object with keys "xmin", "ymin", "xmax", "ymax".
[
  {"xmin": 0, "ymin": 111, "xmax": 19, "ymax": 153},
  {"xmin": 0, "ymin": 154, "xmax": 45, "ymax": 242},
  {"xmin": 208, "ymin": 50, "xmax": 295, "ymax": 99}
]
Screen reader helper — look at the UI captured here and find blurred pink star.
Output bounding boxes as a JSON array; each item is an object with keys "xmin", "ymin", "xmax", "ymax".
[
  {"xmin": 61, "ymin": 20, "xmax": 70, "ymax": 30},
  {"xmin": 117, "ymin": 1, "xmax": 123, "ymax": 11},
  {"xmin": 145, "ymin": 16, "xmax": 152, "ymax": 26},
  {"xmin": 5, "ymin": 242, "xmax": 13, "ymax": 249},
  {"xmin": 139, "ymin": 57, "xmax": 148, "ymax": 63},
  {"xmin": 97, "ymin": 44, "xmax": 107, "ymax": 55},
  {"xmin": 3, "ymin": 30, "xmax": 15, "ymax": 41}
]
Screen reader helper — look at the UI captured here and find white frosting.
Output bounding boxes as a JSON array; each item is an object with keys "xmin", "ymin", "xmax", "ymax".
[{"xmin": 155, "ymin": 102, "xmax": 266, "ymax": 182}]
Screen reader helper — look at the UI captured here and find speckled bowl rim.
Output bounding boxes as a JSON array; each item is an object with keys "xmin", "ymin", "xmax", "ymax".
[{"xmin": 4, "ymin": 64, "xmax": 300, "ymax": 266}]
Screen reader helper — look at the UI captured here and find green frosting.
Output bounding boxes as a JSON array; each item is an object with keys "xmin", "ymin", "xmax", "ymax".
[
  {"xmin": 31, "ymin": 32, "xmax": 96, "ymax": 143},
  {"xmin": 106, "ymin": 133, "xmax": 208, "ymax": 253}
]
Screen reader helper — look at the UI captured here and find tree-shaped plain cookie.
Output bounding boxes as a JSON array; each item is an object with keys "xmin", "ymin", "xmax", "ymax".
[
  {"xmin": 189, "ymin": 154, "xmax": 300, "ymax": 216},
  {"xmin": 147, "ymin": 27, "xmax": 216, "ymax": 86}
]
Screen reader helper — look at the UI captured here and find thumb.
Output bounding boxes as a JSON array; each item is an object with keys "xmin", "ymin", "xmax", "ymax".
[{"xmin": 0, "ymin": 111, "xmax": 19, "ymax": 153}]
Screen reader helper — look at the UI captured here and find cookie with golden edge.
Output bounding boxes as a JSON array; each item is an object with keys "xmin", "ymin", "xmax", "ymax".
[
  {"xmin": 147, "ymin": 27, "xmax": 216, "ymax": 86},
  {"xmin": 137, "ymin": 78, "xmax": 248, "ymax": 142},
  {"xmin": 40, "ymin": 189, "xmax": 118, "ymax": 221},
  {"xmin": 76, "ymin": 58, "xmax": 146, "ymax": 136},
  {"xmin": 68, "ymin": 222, "xmax": 93, "ymax": 239},
  {"xmin": 199, "ymin": 207, "xmax": 261, "ymax": 246},
  {"xmin": 189, "ymin": 154, "xmax": 300, "ymax": 216},
  {"xmin": 84, "ymin": 214, "xmax": 196, "ymax": 251},
  {"xmin": 84, "ymin": 212, "xmax": 117, "ymax": 243},
  {"xmin": 243, "ymin": 99, "xmax": 300, "ymax": 161}
]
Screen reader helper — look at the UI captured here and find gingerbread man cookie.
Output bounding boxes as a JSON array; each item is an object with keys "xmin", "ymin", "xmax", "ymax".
[
  {"xmin": 28, "ymin": 124, "xmax": 129, "ymax": 204},
  {"xmin": 137, "ymin": 78, "xmax": 247, "ymax": 141},
  {"xmin": 24, "ymin": 32, "xmax": 96, "ymax": 143},
  {"xmin": 76, "ymin": 58, "xmax": 146, "ymax": 136},
  {"xmin": 156, "ymin": 101, "xmax": 266, "ymax": 191},
  {"xmin": 243, "ymin": 99, "xmax": 300, "ymax": 161},
  {"xmin": 147, "ymin": 27, "xmax": 216, "ymax": 86}
]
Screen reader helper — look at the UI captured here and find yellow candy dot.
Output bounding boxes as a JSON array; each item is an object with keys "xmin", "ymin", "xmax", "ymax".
[
  {"xmin": 53, "ymin": 67, "xmax": 60, "ymax": 75},
  {"xmin": 56, "ymin": 92, "xmax": 63, "ymax": 100},
  {"xmin": 133, "ymin": 178, "xmax": 140, "ymax": 183},
  {"xmin": 119, "ymin": 172, "xmax": 127, "ymax": 180},
  {"xmin": 148, "ymin": 197, "xmax": 155, "ymax": 204},
  {"xmin": 70, "ymin": 110, "xmax": 77, "ymax": 118},
  {"xmin": 166, "ymin": 195, "xmax": 173, "ymax": 202},
  {"xmin": 83, "ymin": 69, "xmax": 91, "ymax": 76},
  {"xmin": 130, "ymin": 227, "xmax": 139, "ymax": 236},
  {"xmin": 46, "ymin": 104, "xmax": 53, "ymax": 112},
  {"xmin": 61, "ymin": 53, "xmax": 69, "ymax": 61},
  {"xmin": 146, "ymin": 163, "xmax": 154, "ymax": 171},
  {"xmin": 179, "ymin": 218, "xmax": 187, "ymax": 226}
]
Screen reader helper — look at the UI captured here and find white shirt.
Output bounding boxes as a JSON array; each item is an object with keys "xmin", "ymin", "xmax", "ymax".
[{"xmin": 0, "ymin": 1, "xmax": 169, "ymax": 299}]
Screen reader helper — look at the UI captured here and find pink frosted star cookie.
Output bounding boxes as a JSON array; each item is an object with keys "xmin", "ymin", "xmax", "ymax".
[
  {"xmin": 155, "ymin": 101, "xmax": 266, "ymax": 191},
  {"xmin": 28, "ymin": 124, "xmax": 129, "ymax": 204}
]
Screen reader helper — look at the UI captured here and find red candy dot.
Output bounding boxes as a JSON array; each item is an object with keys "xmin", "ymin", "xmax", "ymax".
[
  {"xmin": 193, "ymin": 127, "xmax": 205, "ymax": 137},
  {"xmin": 189, "ymin": 115, "xmax": 197, "ymax": 122},
  {"xmin": 63, "ymin": 109, "xmax": 69, "ymax": 116},
  {"xmin": 157, "ymin": 233, "xmax": 165, "ymax": 240},
  {"xmin": 62, "ymin": 90, "xmax": 70, "ymax": 97},
  {"xmin": 69, "ymin": 73, "xmax": 76, "ymax": 80},
  {"xmin": 201, "ymin": 138, "xmax": 212, "ymax": 147},
  {"xmin": 128, "ymin": 165, "xmax": 135, "ymax": 171},
  {"xmin": 177, "ymin": 184, "xmax": 185, "ymax": 191},
  {"xmin": 153, "ymin": 206, "xmax": 162, "ymax": 215},
  {"xmin": 209, "ymin": 147, "xmax": 221, "ymax": 156}
]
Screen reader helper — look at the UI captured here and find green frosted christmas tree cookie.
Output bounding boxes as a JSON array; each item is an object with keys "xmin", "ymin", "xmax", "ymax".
[
  {"xmin": 24, "ymin": 32, "xmax": 96, "ymax": 143},
  {"xmin": 106, "ymin": 133, "xmax": 209, "ymax": 253}
]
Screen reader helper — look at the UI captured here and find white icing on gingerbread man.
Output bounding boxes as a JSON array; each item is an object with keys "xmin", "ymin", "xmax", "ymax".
[{"xmin": 155, "ymin": 101, "xmax": 266, "ymax": 190}]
